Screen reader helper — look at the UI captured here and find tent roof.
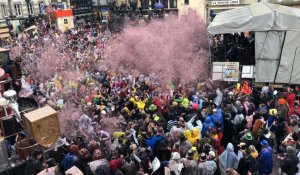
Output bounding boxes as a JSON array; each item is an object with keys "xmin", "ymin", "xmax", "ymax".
[{"xmin": 208, "ymin": 2, "xmax": 300, "ymax": 34}]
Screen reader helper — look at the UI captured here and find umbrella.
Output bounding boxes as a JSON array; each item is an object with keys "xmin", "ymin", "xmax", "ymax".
[{"xmin": 154, "ymin": 3, "xmax": 164, "ymax": 10}]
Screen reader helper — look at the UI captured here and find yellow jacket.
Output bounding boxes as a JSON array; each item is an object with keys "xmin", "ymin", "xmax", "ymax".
[
  {"xmin": 113, "ymin": 132, "xmax": 126, "ymax": 144},
  {"xmin": 130, "ymin": 97, "xmax": 145, "ymax": 110},
  {"xmin": 184, "ymin": 128, "xmax": 201, "ymax": 146}
]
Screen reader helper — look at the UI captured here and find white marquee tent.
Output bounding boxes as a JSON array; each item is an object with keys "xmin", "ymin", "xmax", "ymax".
[{"xmin": 208, "ymin": 2, "xmax": 300, "ymax": 84}]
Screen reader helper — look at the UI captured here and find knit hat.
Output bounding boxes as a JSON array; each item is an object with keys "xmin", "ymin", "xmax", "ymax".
[
  {"xmin": 171, "ymin": 152, "xmax": 181, "ymax": 160},
  {"xmin": 208, "ymin": 151, "xmax": 215, "ymax": 158}
]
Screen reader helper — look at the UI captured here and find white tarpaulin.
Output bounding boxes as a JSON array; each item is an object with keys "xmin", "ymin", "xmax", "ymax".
[
  {"xmin": 208, "ymin": 2, "xmax": 300, "ymax": 34},
  {"xmin": 275, "ymin": 31, "xmax": 300, "ymax": 84},
  {"xmin": 255, "ymin": 31, "xmax": 285, "ymax": 82},
  {"xmin": 208, "ymin": 2, "xmax": 300, "ymax": 84}
]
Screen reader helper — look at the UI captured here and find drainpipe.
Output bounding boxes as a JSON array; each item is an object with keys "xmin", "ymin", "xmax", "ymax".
[{"xmin": 8, "ymin": 0, "xmax": 13, "ymax": 18}]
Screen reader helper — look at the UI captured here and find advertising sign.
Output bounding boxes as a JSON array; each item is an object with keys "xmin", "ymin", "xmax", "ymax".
[
  {"xmin": 212, "ymin": 0, "xmax": 240, "ymax": 5},
  {"xmin": 212, "ymin": 62, "xmax": 240, "ymax": 82},
  {"xmin": 223, "ymin": 62, "xmax": 239, "ymax": 81}
]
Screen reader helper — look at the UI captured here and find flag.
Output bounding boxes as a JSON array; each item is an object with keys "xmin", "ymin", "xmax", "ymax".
[{"xmin": 151, "ymin": 157, "xmax": 161, "ymax": 173}]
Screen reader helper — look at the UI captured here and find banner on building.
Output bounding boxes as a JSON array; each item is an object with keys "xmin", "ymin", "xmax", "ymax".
[
  {"xmin": 211, "ymin": 0, "xmax": 240, "ymax": 5},
  {"xmin": 212, "ymin": 62, "xmax": 239, "ymax": 82},
  {"xmin": 223, "ymin": 62, "xmax": 239, "ymax": 81}
]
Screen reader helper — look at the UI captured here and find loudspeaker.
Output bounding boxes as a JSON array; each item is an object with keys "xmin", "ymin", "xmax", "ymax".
[{"xmin": 0, "ymin": 115, "xmax": 21, "ymax": 137}]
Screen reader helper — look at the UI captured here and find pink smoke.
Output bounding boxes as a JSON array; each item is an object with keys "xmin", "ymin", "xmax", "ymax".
[
  {"xmin": 102, "ymin": 10, "xmax": 209, "ymax": 87},
  {"xmin": 99, "ymin": 115, "xmax": 123, "ymax": 135},
  {"xmin": 58, "ymin": 102, "xmax": 83, "ymax": 137},
  {"xmin": 10, "ymin": 45, "xmax": 22, "ymax": 60}
]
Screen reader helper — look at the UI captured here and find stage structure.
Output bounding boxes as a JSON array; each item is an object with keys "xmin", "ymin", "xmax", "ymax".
[{"xmin": 208, "ymin": 2, "xmax": 300, "ymax": 84}]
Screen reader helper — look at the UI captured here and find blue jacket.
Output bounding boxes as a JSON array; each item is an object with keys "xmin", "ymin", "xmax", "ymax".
[
  {"xmin": 206, "ymin": 108, "xmax": 223, "ymax": 129},
  {"xmin": 216, "ymin": 108, "xmax": 224, "ymax": 130},
  {"xmin": 259, "ymin": 146, "xmax": 273, "ymax": 174},
  {"xmin": 146, "ymin": 135, "xmax": 164, "ymax": 151},
  {"xmin": 202, "ymin": 117, "xmax": 215, "ymax": 137},
  {"xmin": 61, "ymin": 153, "xmax": 78, "ymax": 172}
]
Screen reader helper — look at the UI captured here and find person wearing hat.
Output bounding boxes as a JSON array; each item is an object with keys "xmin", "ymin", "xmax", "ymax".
[
  {"xmin": 240, "ymin": 132, "xmax": 255, "ymax": 147},
  {"xmin": 278, "ymin": 98, "xmax": 290, "ymax": 124},
  {"xmin": 219, "ymin": 143, "xmax": 238, "ymax": 175},
  {"xmin": 280, "ymin": 146, "xmax": 299, "ymax": 175},
  {"xmin": 267, "ymin": 108, "xmax": 277, "ymax": 129},
  {"xmin": 165, "ymin": 152, "xmax": 184, "ymax": 175},
  {"xmin": 182, "ymin": 150, "xmax": 198, "ymax": 175},
  {"xmin": 196, "ymin": 153, "xmax": 207, "ymax": 174},
  {"xmin": 257, "ymin": 128, "xmax": 271, "ymax": 152},
  {"xmin": 259, "ymin": 140, "xmax": 273, "ymax": 175},
  {"xmin": 237, "ymin": 148, "xmax": 259, "ymax": 175},
  {"xmin": 203, "ymin": 151, "xmax": 218, "ymax": 175}
]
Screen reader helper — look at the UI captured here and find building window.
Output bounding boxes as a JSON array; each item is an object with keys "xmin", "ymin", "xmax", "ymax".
[
  {"xmin": 142, "ymin": 0, "xmax": 149, "ymax": 9},
  {"xmin": 27, "ymin": 3, "xmax": 34, "ymax": 15},
  {"xmin": 184, "ymin": 0, "xmax": 189, "ymax": 5},
  {"xmin": 170, "ymin": 0, "xmax": 177, "ymax": 8},
  {"xmin": 1, "ymin": 5, "xmax": 7, "ymax": 17},
  {"xmin": 163, "ymin": 0, "xmax": 168, "ymax": 8},
  {"xmin": 14, "ymin": 4, "xmax": 22, "ymax": 16},
  {"xmin": 64, "ymin": 19, "xmax": 68, "ymax": 24}
]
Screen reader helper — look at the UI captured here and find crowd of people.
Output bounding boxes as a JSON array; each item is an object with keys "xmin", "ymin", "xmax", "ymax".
[
  {"xmin": 211, "ymin": 32, "xmax": 255, "ymax": 65},
  {"xmin": 1, "ymin": 19, "xmax": 300, "ymax": 175}
]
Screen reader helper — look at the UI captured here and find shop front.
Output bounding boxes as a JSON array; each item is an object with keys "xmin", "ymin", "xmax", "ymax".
[{"xmin": 72, "ymin": 0, "xmax": 94, "ymax": 24}]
